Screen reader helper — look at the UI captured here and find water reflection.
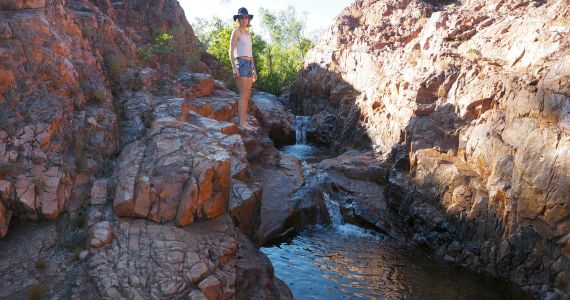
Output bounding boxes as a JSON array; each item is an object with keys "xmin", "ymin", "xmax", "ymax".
[
  {"xmin": 271, "ymin": 119, "xmax": 531, "ymax": 300},
  {"xmin": 262, "ymin": 225, "xmax": 531, "ymax": 300}
]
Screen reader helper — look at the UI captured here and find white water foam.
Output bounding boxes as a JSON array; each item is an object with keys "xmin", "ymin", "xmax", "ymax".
[
  {"xmin": 323, "ymin": 192, "xmax": 343, "ymax": 226},
  {"xmin": 293, "ymin": 116, "xmax": 310, "ymax": 145}
]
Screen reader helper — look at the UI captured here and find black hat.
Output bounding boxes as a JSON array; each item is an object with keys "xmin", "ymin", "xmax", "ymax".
[{"xmin": 233, "ymin": 7, "xmax": 253, "ymax": 21}]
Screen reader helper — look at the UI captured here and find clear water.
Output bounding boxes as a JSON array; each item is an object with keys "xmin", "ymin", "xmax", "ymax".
[
  {"xmin": 265, "ymin": 116, "xmax": 531, "ymax": 300},
  {"xmin": 262, "ymin": 225, "xmax": 531, "ymax": 300}
]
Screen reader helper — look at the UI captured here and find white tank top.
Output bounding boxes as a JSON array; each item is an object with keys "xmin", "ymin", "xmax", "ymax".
[{"xmin": 235, "ymin": 30, "xmax": 252, "ymax": 57}]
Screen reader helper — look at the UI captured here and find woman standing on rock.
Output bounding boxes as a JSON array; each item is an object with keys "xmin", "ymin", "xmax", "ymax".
[{"xmin": 229, "ymin": 7, "xmax": 257, "ymax": 130}]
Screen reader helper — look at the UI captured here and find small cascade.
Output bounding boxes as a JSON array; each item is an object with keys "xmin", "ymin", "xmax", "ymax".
[
  {"xmin": 293, "ymin": 116, "xmax": 309, "ymax": 145},
  {"xmin": 323, "ymin": 192, "xmax": 343, "ymax": 226}
]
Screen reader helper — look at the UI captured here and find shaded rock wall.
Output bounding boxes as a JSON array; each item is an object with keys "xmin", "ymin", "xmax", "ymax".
[{"xmin": 289, "ymin": 0, "xmax": 570, "ymax": 297}]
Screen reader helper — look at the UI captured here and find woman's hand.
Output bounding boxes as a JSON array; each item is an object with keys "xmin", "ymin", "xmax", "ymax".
[
  {"xmin": 233, "ymin": 68, "xmax": 240, "ymax": 79},
  {"xmin": 252, "ymin": 71, "xmax": 257, "ymax": 83}
]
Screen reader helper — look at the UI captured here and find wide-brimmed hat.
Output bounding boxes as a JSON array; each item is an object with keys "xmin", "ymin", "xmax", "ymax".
[{"xmin": 233, "ymin": 7, "xmax": 253, "ymax": 21}]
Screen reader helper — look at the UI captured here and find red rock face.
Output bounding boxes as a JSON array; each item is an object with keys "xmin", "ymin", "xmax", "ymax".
[
  {"xmin": 0, "ymin": 0, "xmax": 204, "ymax": 237},
  {"xmin": 290, "ymin": 0, "xmax": 570, "ymax": 297},
  {"xmin": 0, "ymin": 1, "xmax": 297, "ymax": 299}
]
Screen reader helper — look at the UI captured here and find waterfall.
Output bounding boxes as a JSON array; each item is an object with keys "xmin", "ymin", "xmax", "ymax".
[
  {"xmin": 323, "ymin": 192, "xmax": 343, "ymax": 226},
  {"xmin": 293, "ymin": 116, "xmax": 309, "ymax": 145}
]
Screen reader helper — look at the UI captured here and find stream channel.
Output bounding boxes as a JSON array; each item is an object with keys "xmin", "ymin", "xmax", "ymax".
[{"xmin": 261, "ymin": 116, "xmax": 532, "ymax": 300}]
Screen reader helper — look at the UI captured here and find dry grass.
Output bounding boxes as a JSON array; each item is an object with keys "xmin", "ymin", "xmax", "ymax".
[
  {"xmin": 35, "ymin": 258, "xmax": 47, "ymax": 270},
  {"xmin": 438, "ymin": 84, "xmax": 447, "ymax": 98},
  {"xmin": 407, "ymin": 50, "xmax": 421, "ymax": 65},
  {"xmin": 464, "ymin": 48, "xmax": 480, "ymax": 60},
  {"xmin": 438, "ymin": 57, "xmax": 450, "ymax": 70},
  {"xmin": 28, "ymin": 284, "xmax": 46, "ymax": 300},
  {"xmin": 33, "ymin": 176, "xmax": 47, "ymax": 198},
  {"xmin": 0, "ymin": 163, "xmax": 20, "ymax": 178}
]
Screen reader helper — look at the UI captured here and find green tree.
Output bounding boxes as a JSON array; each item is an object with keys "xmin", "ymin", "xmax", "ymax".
[
  {"xmin": 191, "ymin": 8, "xmax": 312, "ymax": 95},
  {"xmin": 259, "ymin": 6, "xmax": 310, "ymax": 61}
]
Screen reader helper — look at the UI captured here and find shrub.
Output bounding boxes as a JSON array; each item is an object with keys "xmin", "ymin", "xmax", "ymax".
[
  {"xmin": 35, "ymin": 259, "xmax": 47, "ymax": 270},
  {"xmin": 465, "ymin": 48, "xmax": 480, "ymax": 60},
  {"xmin": 28, "ymin": 284, "xmax": 46, "ymax": 300},
  {"xmin": 33, "ymin": 176, "xmax": 47, "ymax": 198},
  {"xmin": 407, "ymin": 50, "xmax": 421, "ymax": 65},
  {"xmin": 438, "ymin": 84, "xmax": 447, "ymax": 98},
  {"xmin": 103, "ymin": 54, "xmax": 128, "ymax": 81},
  {"xmin": 0, "ymin": 163, "xmax": 19, "ymax": 178},
  {"xmin": 61, "ymin": 230, "xmax": 86, "ymax": 263},
  {"xmin": 72, "ymin": 212, "xmax": 85, "ymax": 229}
]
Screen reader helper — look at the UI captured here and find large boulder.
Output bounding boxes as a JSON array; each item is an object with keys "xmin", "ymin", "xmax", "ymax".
[
  {"xmin": 113, "ymin": 118, "xmax": 232, "ymax": 226},
  {"xmin": 251, "ymin": 92, "xmax": 295, "ymax": 147}
]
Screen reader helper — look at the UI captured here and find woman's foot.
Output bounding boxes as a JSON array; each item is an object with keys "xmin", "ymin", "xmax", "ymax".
[{"xmin": 239, "ymin": 123, "xmax": 255, "ymax": 131}]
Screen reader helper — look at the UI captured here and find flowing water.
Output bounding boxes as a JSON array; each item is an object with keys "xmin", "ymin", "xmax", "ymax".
[{"xmin": 261, "ymin": 116, "xmax": 531, "ymax": 300}]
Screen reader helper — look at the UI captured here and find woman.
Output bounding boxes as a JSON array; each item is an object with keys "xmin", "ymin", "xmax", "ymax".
[{"xmin": 229, "ymin": 7, "xmax": 257, "ymax": 130}]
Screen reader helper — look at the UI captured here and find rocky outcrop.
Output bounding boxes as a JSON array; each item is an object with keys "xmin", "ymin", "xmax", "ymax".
[
  {"xmin": 251, "ymin": 92, "xmax": 295, "ymax": 147},
  {"xmin": 0, "ymin": 0, "xmax": 219, "ymax": 237},
  {"xmin": 87, "ymin": 215, "xmax": 290, "ymax": 300},
  {"xmin": 289, "ymin": 0, "xmax": 570, "ymax": 297},
  {"xmin": 0, "ymin": 0, "xmax": 296, "ymax": 298}
]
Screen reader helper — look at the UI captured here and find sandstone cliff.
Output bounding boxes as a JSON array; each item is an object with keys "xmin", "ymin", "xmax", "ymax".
[
  {"xmin": 287, "ymin": 0, "xmax": 570, "ymax": 297},
  {"xmin": 0, "ymin": 0, "xmax": 294, "ymax": 298}
]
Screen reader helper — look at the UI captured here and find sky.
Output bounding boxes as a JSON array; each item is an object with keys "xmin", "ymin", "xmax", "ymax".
[{"xmin": 179, "ymin": 0, "xmax": 354, "ymax": 39}]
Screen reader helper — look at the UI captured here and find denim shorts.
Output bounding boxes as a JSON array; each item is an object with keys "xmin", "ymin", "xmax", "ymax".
[{"xmin": 236, "ymin": 57, "xmax": 253, "ymax": 77}]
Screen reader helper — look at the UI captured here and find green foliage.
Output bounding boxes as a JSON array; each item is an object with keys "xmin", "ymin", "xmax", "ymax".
[
  {"xmin": 138, "ymin": 27, "xmax": 202, "ymax": 68},
  {"xmin": 153, "ymin": 32, "xmax": 174, "ymax": 56},
  {"xmin": 72, "ymin": 212, "xmax": 85, "ymax": 229},
  {"xmin": 192, "ymin": 6, "xmax": 313, "ymax": 95},
  {"xmin": 256, "ymin": 6, "xmax": 312, "ymax": 93},
  {"xmin": 205, "ymin": 24, "xmax": 234, "ymax": 71}
]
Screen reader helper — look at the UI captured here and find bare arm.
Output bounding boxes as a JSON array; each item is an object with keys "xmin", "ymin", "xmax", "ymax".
[{"xmin": 229, "ymin": 29, "xmax": 239, "ymax": 78}]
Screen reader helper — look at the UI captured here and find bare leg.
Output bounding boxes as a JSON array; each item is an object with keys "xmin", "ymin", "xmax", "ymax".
[
  {"xmin": 237, "ymin": 76, "xmax": 246, "ymax": 127},
  {"xmin": 238, "ymin": 76, "xmax": 253, "ymax": 128}
]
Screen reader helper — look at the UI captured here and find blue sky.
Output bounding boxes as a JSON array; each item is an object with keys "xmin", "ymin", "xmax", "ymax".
[{"xmin": 179, "ymin": 0, "xmax": 354, "ymax": 39}]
